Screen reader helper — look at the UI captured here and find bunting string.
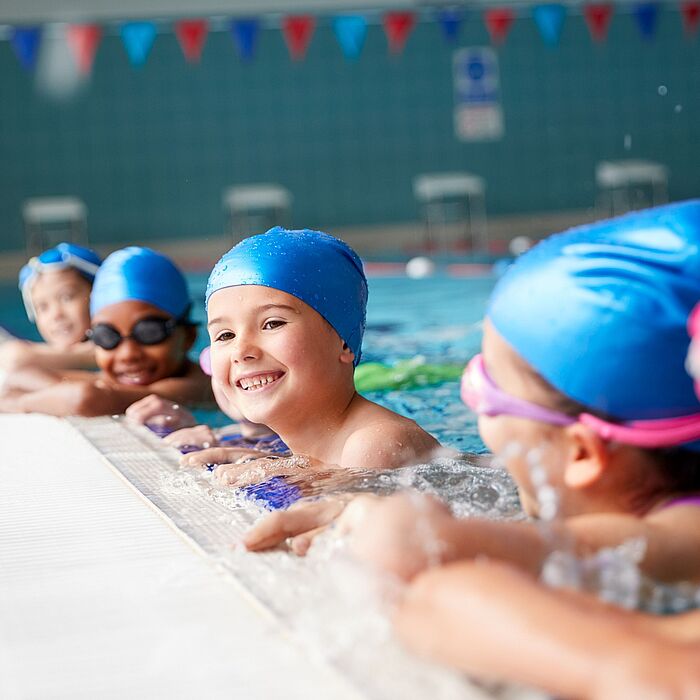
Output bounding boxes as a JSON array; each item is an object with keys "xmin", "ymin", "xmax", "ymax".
[{"xmin": 0, "ymin": 2, "xmax": 692, "ymax": 73}]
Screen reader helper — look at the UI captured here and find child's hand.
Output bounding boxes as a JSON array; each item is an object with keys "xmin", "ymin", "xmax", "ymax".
[
  {"xmin": 344, "ymin": 492, "xmax": 453, "ymax": 582},
  {"xmin": 163, "ymin": 424, "xmax": 219, "ymax": 450},
  {"xmin": 180, "ymin": 446, "xmax": 267, "ymax": 469},
  {"xmin": 243, "ymin": 497, "xmax": 350, "ymax": 554},
  {"xmin": 212, "ymin": 454, "xmax": 325, "ymax": 487},
  {"xmin": 125, "ymin": 394, "xmax": 197, "ymax": 431}
]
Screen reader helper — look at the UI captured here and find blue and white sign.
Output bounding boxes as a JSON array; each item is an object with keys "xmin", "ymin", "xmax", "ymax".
[{"xmin": 453, "ymin": 47, "xmax": 504, "ymax": 141}]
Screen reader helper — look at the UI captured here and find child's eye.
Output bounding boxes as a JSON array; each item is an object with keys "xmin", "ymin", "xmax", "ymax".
[
  {"xmin": 263, "ymin": 319, "xmax": 286, "ymax": 330},
  {"xmin": 214, "ymin": 330, "xmax": 235, "ymax": 342},
  {"xmin": 59, "ymin": 293, "xmax": 75, "ymax": 302}
]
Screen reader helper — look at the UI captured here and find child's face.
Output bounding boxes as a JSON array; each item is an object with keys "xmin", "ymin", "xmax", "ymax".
[
  {"xmin": 477, "ymin": 321, "xmax": 568, "ymax": 516},
  {"xmin": 31, "ymin": 269, "xmax": 92, "ymax": 349},
  {"xmin": 93, "ymin": 300, "xmax": 192, "ymax": 386},
  {"xmin": 207, "ymin": 285, "xmax": 353, "ymax": 427}
]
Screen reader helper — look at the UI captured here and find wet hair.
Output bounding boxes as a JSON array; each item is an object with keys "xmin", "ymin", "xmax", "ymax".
[{"xmin": 520, "ymin": 356, "xmax": 700, "ymax": 497}]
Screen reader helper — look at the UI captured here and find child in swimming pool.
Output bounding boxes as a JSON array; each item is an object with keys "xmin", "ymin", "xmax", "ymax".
[
  {"xmin": 376, "ymin": 293, "xmax": 700, "ymax": 698},
  {"xmin": 199, "ymin": 227, "xmax": 438, "ymax": 485},
  {"xmin": 246, "ymin": 202, "xmax": 700, "ymax": 585},
  {"xmin": 0, "ymin": 246, "xmax": 213, "ymax": 416},
  {"xmin": 0, "ymin": 243, "xmax": 101, "ymax": 379}
]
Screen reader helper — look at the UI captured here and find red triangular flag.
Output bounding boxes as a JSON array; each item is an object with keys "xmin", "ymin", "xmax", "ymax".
[
  {"xmin": 382, "ymin": 12, "xmax": 416, "ymax": 54},
  {"xmin": 175, "ymin": 19, "xmax": 208, "ymax": 63},
  {"xmin": 67, "ymin": 24, "xmax": 102, "ymax": 75},
  {"xmin": 484, "ymin": 8, "xmax": 515, "ymax": 45},
  {"xmin": 584, "ymin": 3, "xmax": 614, "ymax": 41},
  {"xmin": 282, "ymin": 15, "xmax": 316, "ymax": 60},
  {"xmin": 681, "ymin": 1, "xmax": 700, "ymax": 34}
]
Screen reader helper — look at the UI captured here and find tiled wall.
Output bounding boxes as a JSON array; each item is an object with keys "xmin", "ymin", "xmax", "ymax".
[{"xmin": 1, "ymin": 8, "xmax": 698, "ymax": 251}]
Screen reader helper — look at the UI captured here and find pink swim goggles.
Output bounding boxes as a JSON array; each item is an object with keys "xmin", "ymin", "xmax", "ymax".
[{"xmin": 461, "ymin": 353, "xmax": 700, "ymax": 449}]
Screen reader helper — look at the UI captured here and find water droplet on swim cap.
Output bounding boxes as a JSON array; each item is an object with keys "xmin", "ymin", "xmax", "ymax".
[{"xmin": 206, "ymin": 228, "xmax": 368, "ymax": 365}]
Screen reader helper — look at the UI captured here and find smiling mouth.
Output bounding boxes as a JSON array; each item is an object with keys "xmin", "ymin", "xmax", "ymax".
[
  {"xmin": 117, "ymin": 369, "xmax": 153, "ymax": 385},
  {"xmin": 237, "ymin": 371, "xmax": 285, "ymax": 391}
]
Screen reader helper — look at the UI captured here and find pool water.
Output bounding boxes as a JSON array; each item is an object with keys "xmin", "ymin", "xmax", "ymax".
[{"xmin": 0, "ymin": 272, "xmax": 494, "ymax": 452}]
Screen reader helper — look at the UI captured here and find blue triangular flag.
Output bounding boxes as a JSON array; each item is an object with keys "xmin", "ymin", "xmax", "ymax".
[
  {"xmin": 437, "ymin": 8, "xmax": 462, "ymax": 42},
  {"xmin": 533, "ymin": 4, "xmax": 567, "ymax": 46},
  {"xmin": 634, "ymin": 3, "xmax": 658, "ymax": 39},
  {"xmin": 230, "ymin": 18, "xmax": 259, "ymax": 60},
  {"xmin": 333, "ymin": 15, "xmax": 367, "ymax": 60},
  {"xmin": 11, "ymin": 26, "xmax": 41, "ymax": 70},
  {"xmin": 121, "ymin": 21, "xmax": 156, "ymax": 66}
]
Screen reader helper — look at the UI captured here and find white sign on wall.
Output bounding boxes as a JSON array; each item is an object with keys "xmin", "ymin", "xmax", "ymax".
[{"xmin": 453, "ymin": 47, "xmax": 504, "ymax": 142}]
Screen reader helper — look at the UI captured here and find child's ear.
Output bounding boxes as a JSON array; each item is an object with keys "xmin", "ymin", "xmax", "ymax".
[
  {"xmin": 562, "ymin": 423, "xmax": 609, "ymax": 489},
  {"xmin": 339, "ymin": 342, "xmax": 355, "ymax": 365}
]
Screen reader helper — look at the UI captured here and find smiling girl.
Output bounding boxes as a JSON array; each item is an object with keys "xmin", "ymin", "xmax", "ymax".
[{"xmin": 0, "ymin": 247, "xmax": 213, "ymax": 416}]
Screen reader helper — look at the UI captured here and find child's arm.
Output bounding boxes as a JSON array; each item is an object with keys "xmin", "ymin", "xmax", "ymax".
[
  {"xmin": 396, "ymin": 560, "xmax": 700, "ymax": 700},
  {"xmin": 344, "ymin": 492, "xmax": 700, "ymax": 583},
  {"xmin": 0, "ymin": 365, "xmax": 214, "ymax": 417},
  {"xmin": 0, "ymin": 338, "xmax": 96, "ymax": 371}
]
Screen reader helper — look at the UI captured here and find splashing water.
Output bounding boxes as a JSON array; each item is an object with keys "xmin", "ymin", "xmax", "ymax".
[{"xmin": 516, "ymin": 437, "xmax": 700, "ymax": 613}]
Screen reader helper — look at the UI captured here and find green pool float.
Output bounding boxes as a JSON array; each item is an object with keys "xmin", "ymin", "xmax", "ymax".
[{"xmin": 354, "ymin": 359, "xmax": 463, "ymax": 392}]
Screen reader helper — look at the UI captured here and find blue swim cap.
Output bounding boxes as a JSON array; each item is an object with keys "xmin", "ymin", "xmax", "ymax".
[
  {"xmin": 19, "ymin": 242, "xmax": 102, "ymax": 322},
  {"xmin": 206, "ymin": 227, "xmax": 367, "ymax": 364},
  {"xmin": 91, "ymin": 246, "xmax": 191, "ymax": 319},
  {"xmin": 488, "ymin": 201, "xmax": 700, "ymax": 422}
]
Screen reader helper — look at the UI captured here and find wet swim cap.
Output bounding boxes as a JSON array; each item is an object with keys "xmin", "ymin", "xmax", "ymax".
[
  {"xmin": 91, "ymin": 246, "xmax": 191, "ymax": 319},
  {"xmin": 19, "ymin": 242, "xmax": 102, "ymax": 322},
  {"xmin": 488, "ymin": 200, "xmax": 700, "ymax": 422},
  {"xmin": 206, "ymin": 227, "xmax": 368, "ymax": 364}
]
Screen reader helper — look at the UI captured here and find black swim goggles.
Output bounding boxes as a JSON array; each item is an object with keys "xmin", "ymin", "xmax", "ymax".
[{"xmin": 86, "ymin": 316, "xmax": 185, "ymax": 350}]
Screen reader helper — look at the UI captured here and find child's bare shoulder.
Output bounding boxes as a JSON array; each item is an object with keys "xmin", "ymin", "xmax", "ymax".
[{"xmin": 341, "ymin": 403, "xmax": 439, "ymax": 469}]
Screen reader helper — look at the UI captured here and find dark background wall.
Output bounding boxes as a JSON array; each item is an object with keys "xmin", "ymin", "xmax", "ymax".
[{"xmin": 1, "ymin": 7, "xmax": 698, "ymax": 252}]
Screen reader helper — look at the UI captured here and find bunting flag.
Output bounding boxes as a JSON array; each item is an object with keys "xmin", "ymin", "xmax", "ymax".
[
  {"xmin": 681, "ymin": 0, "xmax": 700, "ymax": 34},
  {"xmin": 584, "ymin": 4, "xmax": 614, "ymax": 41},
  {"xmin": 11, "ymin": 26, "xmax": 42, "ymax": 70},
  {"xmin": 230, "ymin": 18, "xmax": 260, "ymax": 60},
  {"xmin": 121, "ymin": 22, "xmax": 157, "ymax": 66},
  {"xmin": 437, "ymin": 8, "xmax": 463, "ymax": 43},
  {"xmin": 383, "ymin": 12, "xmax": 416, "ymax": 54},
  {"xmin": 66, "ymin": 24, "xmax": 102, "ymax": 74},
  {"xmin": 633, "ymin": 2, "xmax": 659, "ymax": 39},
  {"xmin": 533, "ymin": 4, "xmax": 567, "ymax": 46},
  {"xmin": 484, "ymin": 8, "xmax": 516, "ymax": 45},
  {"xmin": 333, "ymin": 16, "xmax": 367, "ymax": 60},
  {"xmin": 282, "ymin": 15, "xmax": 316, "ymax": 61},
  {"xmin": 175, "ymin": 19, "xmax": 208, "ymax": 63}
]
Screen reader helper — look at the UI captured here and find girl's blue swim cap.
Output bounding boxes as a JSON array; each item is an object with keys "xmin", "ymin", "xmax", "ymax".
[
  {"xmin": 91, "ymin": 246, "xmax": 191, "ymax": 319},
  {"xmin": 488, "ymin": 200, "xmax": 700, "ymax": 422},
  {"xmin": 206, "ymin": 227, "xmax": 368, "ymax": 365},
  {"xmin": 19, "ymin": 242, "xmax": 102, "ymax": 322}
]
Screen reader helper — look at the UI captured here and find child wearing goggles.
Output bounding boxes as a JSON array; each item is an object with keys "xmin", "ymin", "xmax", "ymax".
[
  {"xmin": 0, "ymin": 247, "xmax": 213, "ymax": 416},
  {"xmin": 0, "ymin": 243, "xmax": 101, "ymax": 380}
]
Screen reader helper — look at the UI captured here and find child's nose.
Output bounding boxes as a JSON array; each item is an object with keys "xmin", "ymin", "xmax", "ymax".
[
  {"xmin": 230, "ymin": 333, "xmax": 260, "ymax": 363},
  {"xmin": 114, "ymin": 336, "xmax": 144, "ymax": 360}
]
